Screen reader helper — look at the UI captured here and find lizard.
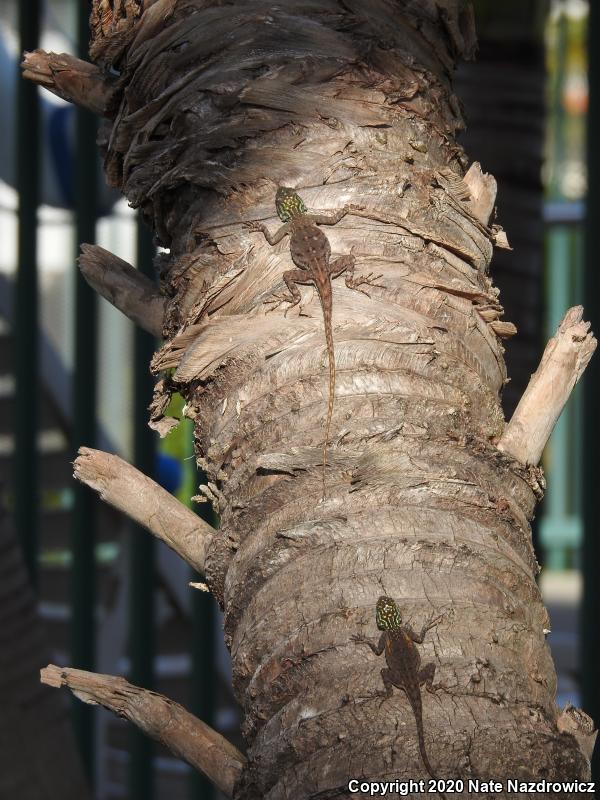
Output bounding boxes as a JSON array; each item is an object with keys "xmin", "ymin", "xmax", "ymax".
[
  {"xmin": 352, "ymin": 595, "xmax": 446, "ymax": 795},
  {"xmin": 245, "ymin": 186, "xmax": 381, "ymax": 499}
]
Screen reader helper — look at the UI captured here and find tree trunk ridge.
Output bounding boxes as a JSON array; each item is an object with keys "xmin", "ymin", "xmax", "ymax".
[{"xmin": 25, "ymin": 1, "xmax": 594, "ymax": 797}]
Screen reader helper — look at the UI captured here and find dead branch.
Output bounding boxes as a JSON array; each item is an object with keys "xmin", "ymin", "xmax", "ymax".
[
  {"xmin": 462, "ymin": 161, "xmax": 497, "ymax": 226},
  {"xmin": 557, "ymin": 704, "xmax": 597, "ymax": 762},
  {"xmin": 79, "ymin": 244, "xmax": 165, "ymax": 337},
  {"xmin": 21, "ymin": 51, "xmax": 117, "ymax": 116},
  {"xmin": 498, "ymin": 306, "xmax": 596, "ymax": 465},
  {"xmin": 74, "ymin": 447, "xmax": 213, "ymax": 575},
  {"xmin": 41, "ymin": 665, "xmax": 245, "ymax": 798}
]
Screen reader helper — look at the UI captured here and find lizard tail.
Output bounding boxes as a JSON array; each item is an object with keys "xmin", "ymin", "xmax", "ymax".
[
  {"xmin": 418, "ymin": 732, "xmax": 445, "ymax": 798},
  {"xmin": 322, "ymin": 297, "xmax": 335, "ymax": 500},
  {"xmin": 411, "ymin": 695, "xmax": 447, "ymax": 800}
]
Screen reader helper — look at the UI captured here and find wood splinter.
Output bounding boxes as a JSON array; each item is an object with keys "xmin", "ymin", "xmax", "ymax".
[{"xmin": 498, "ymin": 305, "xmax": 596, "ymax": 465}]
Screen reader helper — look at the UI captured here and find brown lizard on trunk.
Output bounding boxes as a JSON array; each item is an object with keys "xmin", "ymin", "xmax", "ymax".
[
  {"xmin": 352, "ymin": 596, "xmax": 447, "ymax": 797},
  {"xmin": 246, "ymin": 187, "xmax": 381, "ymax": 499}
]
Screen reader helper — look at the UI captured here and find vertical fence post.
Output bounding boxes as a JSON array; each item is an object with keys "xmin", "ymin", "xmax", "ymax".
[
  {"xmin": 191, "ymin": 492, "xmax": 216, "ymax": 800},
  {"xmin": 191, "ymin": 590, "xmax": 216, "ymax": 800},
  {"xmin": 71, "ymin": 0, "xmax": 98, "ymax": 778},
  {"xmin": 128, "ymin": 217, "xmax": 156, "ymax": 800},
  {"xmin": 540, "ymin": 225, "xmax": 582, "ymax": 568},
  {"xmin": 15, "ymin": 0, "xmax": 41, "ymax": 587},
  {"xmin": 582, "ymin": 0, "xmax": 600, "ymax": 781}
]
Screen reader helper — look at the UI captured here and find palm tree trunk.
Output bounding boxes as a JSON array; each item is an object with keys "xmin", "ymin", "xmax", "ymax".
[{"xmin": 24, "ymin": 2, "xmax": 596, "ymax": 797}]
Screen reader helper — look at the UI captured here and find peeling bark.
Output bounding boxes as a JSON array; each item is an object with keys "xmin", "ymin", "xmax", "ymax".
[{"xmin": 25, "ymin": 2, "xmax": 595, "ymax": 798}]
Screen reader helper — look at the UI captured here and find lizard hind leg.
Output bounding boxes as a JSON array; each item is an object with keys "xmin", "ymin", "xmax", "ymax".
[
  {"xmin": 419, "ymin": 661, "xmax": 436, "ymax": 692},
  {"xmin": 378, "ymin": 667, "xmax": 395, "ymax": 707},
  {"xmin": 329, "ymin": 252, "xmax": 384, "ymax": 298},
  {"xmin": 264, "ymin": 292, "xmax": 296, "ymax": 315},
  {"xmin": 338, "ymin": 250, "xmax": 384, "ymax": 297},
  {"xmin": 346, "ymin": 270, "xmax": 385, "ymax": 297},
  {"xmin": 328, "ymin": 253, "xmax": 356, "ymax": 280},
  {"xmin": 264, "ymin": 268, "xmax": 305, "ymax": 316}
]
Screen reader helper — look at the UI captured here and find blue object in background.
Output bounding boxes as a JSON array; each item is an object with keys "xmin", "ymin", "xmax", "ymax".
[
  {"xmin": 155, "ymin": 452, "xmax": 183, "ymax": 495},
  {"xmin": 47, "ymin": 103, "xmax": 74, "ymax": 207}
]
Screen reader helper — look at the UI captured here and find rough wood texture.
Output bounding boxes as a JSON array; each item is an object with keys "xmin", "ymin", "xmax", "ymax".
[
  {"xmin": 498, "ymin": 306, "xmax": 596, "ymax": 465},
  {"xmin": 40, "ymin": 665, "xmax": 245, "ymax": 797},
  {"xmin": 74, "ymin": 447, "xmax": 214, "ymax": 574},
  {"xmin": 29, "ymin": 1, "xmax": 595, "ymax": 797},
  {"xmin": 78, "ymin": 244, "xmax": 165, "ymax": 337}
]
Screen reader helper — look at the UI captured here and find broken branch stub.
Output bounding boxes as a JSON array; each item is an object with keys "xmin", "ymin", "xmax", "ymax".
[
  {"xmin": 41, "ymin": 665, "xmax": 245, "ymax": 798},
  {"xmin": 20, "ymin": 50, "xmax": 117, "ymax": 116},
  {"xmin": 78, "ymin": 244, "xmax": 165, "ymax": 337},
  {"xmin": 498, "ymin": 306, "xmax": 596, "ymax": 465},
  {"xmin": 73, "ymin": 447, "xmax": 214, "ymax": 576}
]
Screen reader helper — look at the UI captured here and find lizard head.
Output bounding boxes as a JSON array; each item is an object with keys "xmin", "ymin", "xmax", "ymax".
[
  {"xmin": 376, "ymin": 596, "xmax": 402, "ymax": 630},
  {"xmin": 276, "ymin": 187, "xmax": 307, "ymax": 221}
]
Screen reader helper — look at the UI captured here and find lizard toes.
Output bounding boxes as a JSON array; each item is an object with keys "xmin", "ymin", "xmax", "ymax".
[
  {"xmin": 265, "ymin": 293, "xmax": 299, "ymax": 316},
  {"xmin": 362, "ymin": 272, "xmax": 385, "ymax": 286},
  {"xmin": 283, "ymin": 299, "xmax": 301, "ymax": 318}
]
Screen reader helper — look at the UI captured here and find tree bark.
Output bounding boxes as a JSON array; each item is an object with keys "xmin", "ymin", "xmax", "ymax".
[{"xmin": 24, "ymin": 2, "xmax": 596, "ymax": 798}]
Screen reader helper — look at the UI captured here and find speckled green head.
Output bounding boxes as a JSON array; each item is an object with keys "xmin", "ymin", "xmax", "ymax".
[
  {"xmin": 376, "ymin": 596, "xmax": 402, "ymax": 630},
  {"xmin": 276, "ymin": 187, "xmax": 307, "ymax": 222}
]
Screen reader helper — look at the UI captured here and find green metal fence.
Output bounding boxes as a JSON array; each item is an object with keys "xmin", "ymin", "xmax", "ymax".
[
  {"xmin": 540, "ymin": 200, "xmax": 585, "ymax": 569},
  {"xmin": 541, "ymin": 1, "xmax": 588, "ymax": 571}
]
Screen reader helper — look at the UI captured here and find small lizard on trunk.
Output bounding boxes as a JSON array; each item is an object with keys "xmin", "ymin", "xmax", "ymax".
[
  {"xmin": 352, "ymin": 596, "xmax": 446, "ymax": 795},
  {"xmin": 246, "ymin": 187, "xmax": 381, "ymax": 499}
]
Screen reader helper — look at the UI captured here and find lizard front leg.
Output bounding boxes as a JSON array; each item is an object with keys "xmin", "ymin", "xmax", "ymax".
[
  {"xmin": 406, "ymin": 614, "xmax": 443, "ymax": 645},
  {"xmin": 350, "ymin": 632, "xmax": 386, "ymax": 656},
  {"xmin": 309, "ymin": 204, "xmax": 362, "ymax": 227},
  {"xmin": 419, "ymin": 661, "xmax": 437, "ymax": 693},
  {"xmin": 245, "ymin": 219, "xmax": 290, "ymax": 246},
  {"xmin": 351, "ymin": 634, "xmax": 393, "ymax": 704}
]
